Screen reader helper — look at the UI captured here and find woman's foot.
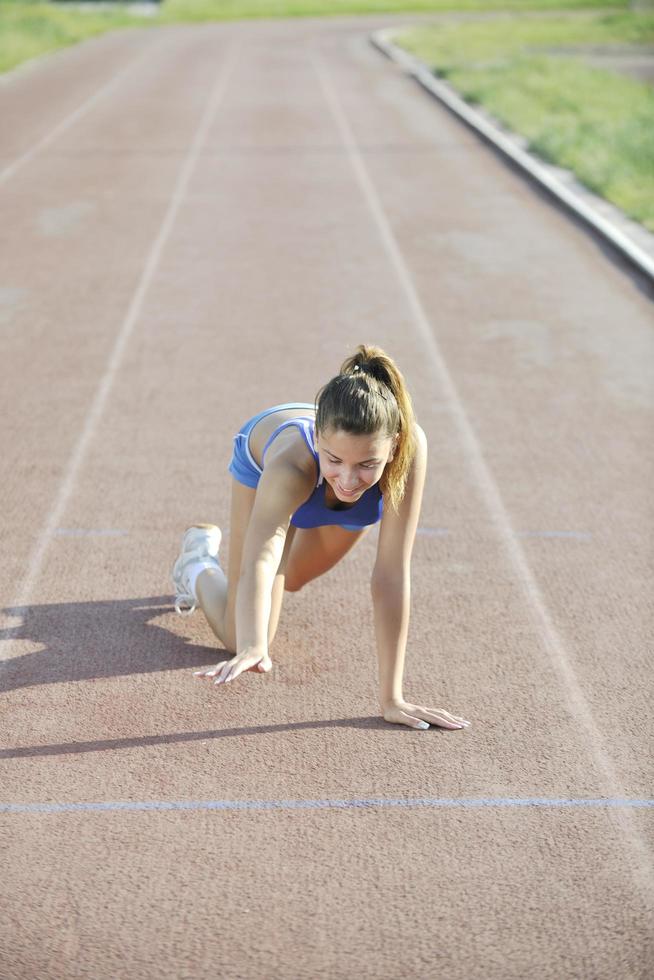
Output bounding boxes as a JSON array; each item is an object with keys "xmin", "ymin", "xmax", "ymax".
[{"xmin": 172, "ymin": 524, "xmax": 222, "ymax": 616}]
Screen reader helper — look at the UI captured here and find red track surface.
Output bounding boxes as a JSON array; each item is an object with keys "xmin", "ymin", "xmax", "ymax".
[{"xmin": 1, "ymin": 16, "xmax": 652, "ymax": 980}]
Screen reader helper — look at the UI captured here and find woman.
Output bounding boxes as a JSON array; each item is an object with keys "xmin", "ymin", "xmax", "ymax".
[{"xmin": 172, "ymin": 344, "xmax": 470, "ymax": 732}]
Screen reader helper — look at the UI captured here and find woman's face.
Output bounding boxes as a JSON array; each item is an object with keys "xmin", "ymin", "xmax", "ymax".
[{"xmin": 316, "ymin": 427, "xmax": 397, "ymax": 502}]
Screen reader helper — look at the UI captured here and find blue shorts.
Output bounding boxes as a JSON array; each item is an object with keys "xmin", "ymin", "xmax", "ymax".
[{"xmin": 227, "ymin": 402, "xmax": 361, "ymax": 532}]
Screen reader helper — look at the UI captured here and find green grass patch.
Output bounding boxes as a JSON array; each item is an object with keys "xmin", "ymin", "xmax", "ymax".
[
  {"xmin": 158, "ymin": 1, "xmax": 627, "ymax": 23},
  {"xmin": 396, "ymin": 13, "xmax": 654, "ymax": 230},
  {"xmin": 0, "ymin": 2, "xmax": 152, "ymax": 75},
  {"xmin": 2, "ymin": 1, "xmax": 648, "ymax": 230},
  {"xmin": 0, "ymin": 1, "xmax": 629, "ymax": 76}
]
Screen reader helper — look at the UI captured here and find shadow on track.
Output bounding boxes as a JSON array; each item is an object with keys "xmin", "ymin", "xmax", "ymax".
[
  {"xmin": 0, "ymin": 596, "xmax": 409, "ymax": 758},
  {"xmin": 0, "ymin": 595, "xmax": 222, "ymax": 694},
  {"xmin": 0, "ymin": 715, "xmax": 404, "ymax": 761}
]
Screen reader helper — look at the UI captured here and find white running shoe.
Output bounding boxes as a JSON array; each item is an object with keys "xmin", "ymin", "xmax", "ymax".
[{"xmin": 172, "ymin": 524, "xmax": 222, "ymax": 616}]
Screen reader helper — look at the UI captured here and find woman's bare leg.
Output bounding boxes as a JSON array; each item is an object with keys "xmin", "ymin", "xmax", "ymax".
[
  {"xmin": 194, "ymin": 479, "xmax": 255, "ymax": 652},
  {"xmin": 195, "ymin": 478, "xmax": 297, "ymax": 654},
  {"xmin": 284, "ymin": 524, "xmax": 371, "ymax": 593},
  {"xmin": 193, "ymin": 482, "xmax": 371, "ymax": 654},
  {"xmin": 195, "ymin": 565, "xmax": 230, "ymax": 646}
]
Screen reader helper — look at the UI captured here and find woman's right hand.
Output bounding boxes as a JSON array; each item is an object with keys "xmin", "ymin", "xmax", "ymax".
[{"xmin": 193, "ymin": 647, "xmax": 272, "ymax": 686}]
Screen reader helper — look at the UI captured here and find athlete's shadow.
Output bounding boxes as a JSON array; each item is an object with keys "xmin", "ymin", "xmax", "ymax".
[
  {"xmin": 0, "ymin": 597, "xmax": 402, "ymax": 760},
  {"xmin": 0, "ymin": 595, "xmax": 223, "ymax": 694}
]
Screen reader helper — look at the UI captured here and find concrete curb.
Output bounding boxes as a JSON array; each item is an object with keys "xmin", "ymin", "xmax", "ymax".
[{"xmin": 370, "ymin": 27, "xmax": 654, "ymax": 285}]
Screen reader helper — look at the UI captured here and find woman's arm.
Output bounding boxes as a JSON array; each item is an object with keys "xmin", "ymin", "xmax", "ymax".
[
  {"xmin": 371, "ymin": 425, "xmax": 470, "ymax": 731},
  {"xmin": 371, "ymin": 572, "xmax": 411, "ymax": 706},
  {"xmin": 371, "ymin": 424, "xmax": 427, "ymax": 707},
  {"xmin": 211, "ymin": 460, "xmax": 313, "ymax": 683},
  {"xmin": 237, "ymin": 461, "xmax": 313, "ymax": 649}
]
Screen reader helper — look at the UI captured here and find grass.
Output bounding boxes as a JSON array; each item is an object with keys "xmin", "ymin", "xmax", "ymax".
[
  {"xmin": 0, "ymin": 2, "xmax": 150, "ymax": 75},
  {"xmin": 0, "ymin": 1, "xmax": 628, "ymax": 75},
  {"xmin": 1, "ymin": 0, "xmax": 649, "ymax": 230},
  {"xmin": 396, "ymin": 12, "xmax": 654, "ymax": 230},
  {"xmin": 158, "ymin": 0, "xmax": 627, "ymax": 23}
]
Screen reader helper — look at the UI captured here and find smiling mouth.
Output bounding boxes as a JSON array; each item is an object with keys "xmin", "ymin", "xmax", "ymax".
[{"xmin": 336, "ymin": 483, "xmax": 362, "ymax": 496}]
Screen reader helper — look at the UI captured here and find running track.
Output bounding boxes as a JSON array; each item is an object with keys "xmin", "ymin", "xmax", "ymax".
[{"xmin": 1, "ymin": 15, "xmax": 652, "ymax": 979}]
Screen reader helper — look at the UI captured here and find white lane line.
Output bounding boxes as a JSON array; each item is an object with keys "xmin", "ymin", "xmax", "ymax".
[
  {"xmin": 517, "ymin": 530, "xmax": 592, "ymax": 540},
  {"xmin": 53, "ymin": 528, "xmax": 129, "ymax": 537},
  {"xmin": 388, "ymin": 528, "xmax": 591, "ymax": 540},
  {"xmin": 310, "ymin": 51, "xmax": 654, "ymax": 898},
  {"xmin": 0, "ymin": 40, "xmax": 157, "ymax": 186},
  {"xmin": 47, "ymin": 527, "xmax": 590, "ymax": 541},
  {"xmin": 1, "ymin": 796, "xmax": 653, "ymax": 815},
  {"xmin": 1, "ymin": 43, "xmax": 239, "ymax": 656}
]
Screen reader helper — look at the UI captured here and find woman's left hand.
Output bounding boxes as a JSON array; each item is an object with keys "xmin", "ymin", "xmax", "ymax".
[{"xmin": 382, "ymin": 699, "xmax": 471, "ymax": 731}]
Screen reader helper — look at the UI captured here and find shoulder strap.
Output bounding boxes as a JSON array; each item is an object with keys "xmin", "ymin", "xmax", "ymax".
[{"xmin": 261, "ymin": 418, "xmax": 320, "ymax": 485}]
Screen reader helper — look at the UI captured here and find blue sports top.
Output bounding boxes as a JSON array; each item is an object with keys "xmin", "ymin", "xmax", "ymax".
[{"xmin": 260, "ymin": 417, "xmax": 383, "ymax": 530}]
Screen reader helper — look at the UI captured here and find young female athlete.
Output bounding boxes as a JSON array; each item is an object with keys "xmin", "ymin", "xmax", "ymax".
[{"xmin": 172, "ymin": 344, "xmax": 470, "ymax": 732}]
